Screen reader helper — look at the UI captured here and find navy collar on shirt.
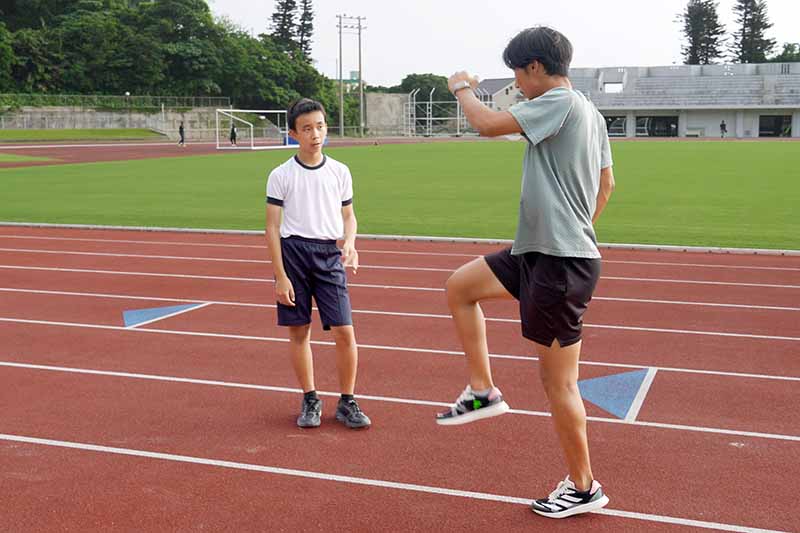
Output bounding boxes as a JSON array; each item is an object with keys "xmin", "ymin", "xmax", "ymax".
[{"xmin": 294, "ymin": 154, "xmax": 327, "ymax": 170}]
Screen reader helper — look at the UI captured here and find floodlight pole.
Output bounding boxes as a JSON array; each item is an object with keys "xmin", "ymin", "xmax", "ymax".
[
  {"xmin": 337, "ymin": 14, "xmax": 365, "ymax": 138},
  {"xmin": 357, "ymin": 16, "xmax": 366, "ymax": 137}
]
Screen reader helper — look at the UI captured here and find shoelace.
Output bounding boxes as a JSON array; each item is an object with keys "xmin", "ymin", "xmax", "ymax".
[
  {"xmin": 344, "ymin": 400, "xmax": 362, "ymax": 414},
  {"xmin": 547, "ymin": 477, "xmax": 573, "ymax": 502}
]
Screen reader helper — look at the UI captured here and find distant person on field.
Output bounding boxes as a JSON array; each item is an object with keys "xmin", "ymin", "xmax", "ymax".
[
  {"xmin": 720, "ymin": 120, "xmax": 727, "ymax": 139},
  {"xmin": 230, "ymin": 123, "xmax": 238, "ymax": 146},
  {"xmin": 265, "ymin": 98, "xmax": 370, "ymax": 430},
  {"xmin": 437, "ymin": 26, "xmax": 615, "ymax": 519},
  {"xmin": 178, "ymin": 121, "xmax": 186, "ymax": 147}
]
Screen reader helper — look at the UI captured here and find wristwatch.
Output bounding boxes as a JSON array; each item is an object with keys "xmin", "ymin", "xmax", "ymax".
[{"xmin": 451, "ymin": 80, "xmax": 472, "ymax": 94}]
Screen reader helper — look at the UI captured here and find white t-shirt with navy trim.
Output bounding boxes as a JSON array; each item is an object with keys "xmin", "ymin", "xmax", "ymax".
[{"xmin": 266, "ymin": 154, "xmax": 354, "ymax": 240}]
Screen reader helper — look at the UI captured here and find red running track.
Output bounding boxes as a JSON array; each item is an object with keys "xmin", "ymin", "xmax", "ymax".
[{"xmin": 1, "ymin": 226, "xmax": 799, "ymax": 532}]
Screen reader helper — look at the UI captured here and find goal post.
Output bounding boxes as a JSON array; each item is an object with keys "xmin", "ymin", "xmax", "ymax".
[{"xmin": 215, "ymin": 109, "xmax": 291, "ymax": 150}]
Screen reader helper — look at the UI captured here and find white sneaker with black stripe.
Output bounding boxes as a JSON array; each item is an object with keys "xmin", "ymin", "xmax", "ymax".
[
  {"xmin": 531, "ymin": 476, "xmax": 609, "ymax": 518},
  {"xmin": 435, "ymin": 385, "xmax": 510, "ymax": 425}
]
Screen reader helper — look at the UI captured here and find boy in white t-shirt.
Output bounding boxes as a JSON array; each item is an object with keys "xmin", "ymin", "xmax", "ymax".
[{"xmin": 265, "ymin": 98, "xmax": 370, "ymax": 429}]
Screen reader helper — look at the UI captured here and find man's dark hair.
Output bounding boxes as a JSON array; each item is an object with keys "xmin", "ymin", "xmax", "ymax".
[
  {"xmin": 502, "ymin": 26, "xmax": 573, "ymax": 77},
  {"xmin": 287, "ymin": 98, "xmax": 327, "ymax": 130}
]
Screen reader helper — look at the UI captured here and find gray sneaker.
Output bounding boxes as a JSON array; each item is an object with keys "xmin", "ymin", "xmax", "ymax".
[
  {"xmin": 297, "ymin": 396, "xmax": 322, "ymax": 428},
  {"xmin": 336, "ymin": 398, "xmax": 371, "ymax": 429}
]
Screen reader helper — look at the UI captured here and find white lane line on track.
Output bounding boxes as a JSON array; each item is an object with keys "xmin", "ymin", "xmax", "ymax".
[
  {"xmin": 625, "ymin": 368, "xmax": 658, "ymax": 423},
  {"xmin": 1, "ymin": 361, "xmax": 798, "ymax": 444},
  {"xmin": 5, "ymin": 247, "xmax": 800, "ymax": 277},
  {"xmin": 0, "ymin": 234, "xmax": 798, "ymax": 271},
  {"xmin": 0, "ymin": 248, "xmax": 452, "ymax": 272},
  {"xmin": 1, "ymin": 317, "xmax": 799, "ymax": 383},
  {"xmin": 1, "ymin": 264, "xmax": 797, "ymax": 292},
  {"xmin": 0, "ymin": 433, "xmax": 786, "ymax": 533},
  {"xmin": 2, "ymin": 284, "xmax": 797, "ymax": 313}
]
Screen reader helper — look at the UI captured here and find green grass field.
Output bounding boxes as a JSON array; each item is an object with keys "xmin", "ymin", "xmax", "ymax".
[
  {"xmin": 0, "ymin": 128, "xmax": 165, "ymax": 142},
  {"xmin": 0, "ymin": 153, "xmax": 52, "ymax": 163},
  {"xmin": 1, "ymin": 140, "xmax": 798, "ymax": 249}
]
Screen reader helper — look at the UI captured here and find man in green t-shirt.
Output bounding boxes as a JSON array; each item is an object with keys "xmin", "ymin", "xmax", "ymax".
[{"xmin": 435, "ymin": 26, "xmax": 615, "ymax": 520}]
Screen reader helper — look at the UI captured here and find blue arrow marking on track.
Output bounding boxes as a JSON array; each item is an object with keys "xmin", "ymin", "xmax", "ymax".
[
  {"xmin": 123, "ymin": 304, "xmax": 202, "ymax": 328},
  {"xmin": 578, "ymin": 369, "xmax": 650, "ymax": 419}
]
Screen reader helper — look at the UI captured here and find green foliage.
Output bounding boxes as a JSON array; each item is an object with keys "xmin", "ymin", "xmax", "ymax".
[
  {"xmin": 269, "ymin": 0, "xmax": 298, "ymax": 50},
  {"xmin": 399, "ymin": 73, "xmax": 454, "ymax": 101},
  {"xmin": 0, "ymin": 23, "xmax": 14, "ymax": 91},
  {"xmin": 679, "ymin": 0, "xmax": 726, "ymax": 65},
  {"xmin": 729, "ymin": 0, "xmax": 776, "ymax": 63},
  {"xmin": 769, "ymin": 43, "xmax": 800, "ymax": 63}
]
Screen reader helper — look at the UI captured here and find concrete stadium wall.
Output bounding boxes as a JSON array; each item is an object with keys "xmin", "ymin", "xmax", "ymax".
[
  {"xmin": 0, "ymin": 107, "xmax": 221, "ymax": 140},
  {"xmin": 366, "ymin": 93, "xmax": 406, "ymax": 136}
]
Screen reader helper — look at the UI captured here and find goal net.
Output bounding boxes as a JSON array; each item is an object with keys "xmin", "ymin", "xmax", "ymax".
[{"xmin": 215, "ymin": 109, "xmax": 290, "ymax": 150}]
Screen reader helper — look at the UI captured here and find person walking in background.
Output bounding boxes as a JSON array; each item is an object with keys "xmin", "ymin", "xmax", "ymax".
[
  {"xmin": 720, "ymin": 120, "xmax": 727, "ymax": 139},
  {"xmin": 178, "ymin": 121, "xmax": 186, "ymax": 147},
  {"xmin": 230, "ymin": 123, "xmax": 238, "ymax": 146}
]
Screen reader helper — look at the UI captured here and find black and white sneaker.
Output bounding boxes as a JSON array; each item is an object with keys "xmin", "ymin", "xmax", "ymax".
[
  {"xmin": 336, "ymin": 398, "xmax": 371, "ymax": 429},
  {"xmin": 435, "ymin": 385, "xmax": 510, "ymax": 426},
  {"xmin": 531, "ymin": 476, "xmax": 609, "ymax": 519},
  {"xmin": 296, "ymin": 396, "xmax": 322, "ymax": 428}
]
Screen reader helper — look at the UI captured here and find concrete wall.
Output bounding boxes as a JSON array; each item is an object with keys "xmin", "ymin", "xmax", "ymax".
[
  {"xmin": 365, "ymin": 93, "xmax": 406, "ymax": 136},
  {"xmin": 600, "ymin": 109, "xmax": 798, "ymax": 138},
  {"xmin": 0, "ymin": 106, "xmax": 221, "ymax": 140}
]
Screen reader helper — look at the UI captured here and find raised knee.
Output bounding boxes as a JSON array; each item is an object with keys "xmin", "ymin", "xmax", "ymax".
[{"xmin": 445, "ymin": 273, "xmax": 468, "ymax": 307}]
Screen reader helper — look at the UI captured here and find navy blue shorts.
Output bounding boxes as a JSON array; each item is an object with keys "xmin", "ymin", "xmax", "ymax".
[
  {"xmin": 484, "ymin": 248, "xmax": 600, "ymax": 347},
  {"xmin": 276, "ymin": 236, "xmax": 353, "ymax": 330}
]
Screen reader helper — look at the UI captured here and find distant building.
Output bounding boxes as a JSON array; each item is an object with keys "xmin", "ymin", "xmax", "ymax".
[{"xmin": 477, "ymin": 62, "xmax": 800, "ymax": 138}]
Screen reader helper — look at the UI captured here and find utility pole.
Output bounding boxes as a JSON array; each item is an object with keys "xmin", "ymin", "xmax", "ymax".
[{"xmin": 337, "ymin": 14, "xmax": 366, "ymax": 138}]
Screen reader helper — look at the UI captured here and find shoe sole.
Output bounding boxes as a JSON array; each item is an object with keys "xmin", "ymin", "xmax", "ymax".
[
  {"xmin": 335, "ymin": 412, "xmax": 371, "ymax": 429},
  {"xmin": 435, "ymin": 401, "xmax": 510, "ymax": 426},
  {"xmin": 532, "ymin": 495, "xmax": 609, "ymax": 519},
  {"xmin": 297, "ymin": 419, "xmax": 321, "ymax": 428}
]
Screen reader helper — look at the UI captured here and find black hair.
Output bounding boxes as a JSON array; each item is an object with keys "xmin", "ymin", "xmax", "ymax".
[
  {"xmin": 502, "ymin": 26, "xmax": 573, "ymax": 77},
  {"xmin": 287, "ymin": 98, "xmax": 327, "ymax": 130}
]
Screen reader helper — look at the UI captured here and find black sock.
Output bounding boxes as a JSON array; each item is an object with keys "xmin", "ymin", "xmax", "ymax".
[
  {"xmin": 340, "ymin": 393, "xmax": 354, "ymax": 402},
  {"xmin": 304, "ymin": 390, "xmax": 318, "ymax": 401}
]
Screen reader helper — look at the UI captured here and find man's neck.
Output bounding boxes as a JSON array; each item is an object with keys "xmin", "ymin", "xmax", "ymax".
[{"xmin": 296, "ymin": 150, "xmax": 324, "ymax": 167}]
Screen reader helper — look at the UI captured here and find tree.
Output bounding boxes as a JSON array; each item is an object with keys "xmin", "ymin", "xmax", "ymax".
[
  {"xmin": 11, "ymin": 28, "xmax": 63, "ymax": 92},
  {"xmin": 679, "ymin": 0, "xmax": 726, "ymax": 64},
  {"xmin": 399, "ymin": 73, "xmax": 454, "ymax": 101},
  {"xmin": 729, "ymin": 0, "xmax": 776, "ymax": 63},
  {"xmin": 296, "ymin": 0, "xmax": 313, "ymax": 60},
  {"xmin": 0, "ymin": 22, "xmax": 15, "ymax": 91},
  {"xmin": 769, "ymin": 43, "xmax": 800, "ymax": 63},
  {"xmin": 270, "ymin": 0, "xmax": 297, "ymax": 50}
]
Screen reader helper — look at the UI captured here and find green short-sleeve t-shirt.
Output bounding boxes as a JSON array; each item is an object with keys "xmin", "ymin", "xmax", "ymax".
[{"xmin": 508, "ymin": 86, "xmax": 612, "ymax": 259}]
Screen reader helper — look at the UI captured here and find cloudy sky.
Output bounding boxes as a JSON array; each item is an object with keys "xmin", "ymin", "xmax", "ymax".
[{"xmin": 209, "ymin": 0, "xmax": 798, "ymax": 86}]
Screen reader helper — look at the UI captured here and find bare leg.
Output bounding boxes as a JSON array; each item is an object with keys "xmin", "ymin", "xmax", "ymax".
[
  {"xmin": 288, "ymin": 325, "xmax": 314, "ymax": 392},
  {"xmin": 536, "ymin": 339, "xmax": 593, "ymax": 491},
  {"xmin": 445, "ymin": 257, "xmax": 514, "ymax": 390},
  {"xmin": 331, "ymin": 325, "xmax": 357, "ymax": 395}
]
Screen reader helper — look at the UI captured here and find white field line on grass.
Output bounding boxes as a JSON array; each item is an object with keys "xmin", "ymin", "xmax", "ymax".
[
  {"xmin": 1, "ymin": 361, "xmax": 799, "ymax": 445},
  {"xmin": 2, "ymin": 315, "xmax": 799, "ymax": 385},
  {"xmin": 0, "ymin": 434, "xmax": 785, "ymax": 533},
  {"xmin": 1, "ymin": 263, "xmax": 798, "ymax": 293},
  {"xmin": 0, "ymin": 233, "xmax": 798, "ymax": 270}
]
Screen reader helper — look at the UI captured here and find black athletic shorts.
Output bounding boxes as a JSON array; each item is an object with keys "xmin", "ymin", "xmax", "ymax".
[
  {"xmin": 484, "ymin": 248, "xmax": 600, "ymax": 347},
  {"xmin": 276, "ymin": 236, "xmax": 353, "ymax": 331}
]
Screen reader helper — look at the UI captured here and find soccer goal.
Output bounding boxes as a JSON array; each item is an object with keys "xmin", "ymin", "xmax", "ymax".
[{"xmin": 215, "ymin": 109, "xmax": 291, "ymax": 150}]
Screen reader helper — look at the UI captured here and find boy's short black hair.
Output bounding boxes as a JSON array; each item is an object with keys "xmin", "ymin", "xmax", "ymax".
[
  {"xmin": 502, "ymin": 26, "xmax": 573, "ymax": 77},
  {"xmin": 287, "ymin": 98, "xmax": 326, "ymax": 130}
]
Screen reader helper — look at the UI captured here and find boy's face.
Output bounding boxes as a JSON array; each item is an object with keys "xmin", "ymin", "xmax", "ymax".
[
  {"xmin": 290, "ymin": 111, "xmax": 327, "ymax": 152},
  {"xmin": 514, "ymin": 62, "xmax": 549, "ymax": 99}
]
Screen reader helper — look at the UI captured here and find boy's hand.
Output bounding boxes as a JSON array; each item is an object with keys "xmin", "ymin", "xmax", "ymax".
[
  {"xmin": 342, "ymin": 242, "xmax": 359, "ymax": 274},
  {"xmin": 448, "ymin": 71, "xmax": 479, "ymax": 93},
  {"xmin": 275, "ymin": 275, "xmax": 295, "ymax": 306}
]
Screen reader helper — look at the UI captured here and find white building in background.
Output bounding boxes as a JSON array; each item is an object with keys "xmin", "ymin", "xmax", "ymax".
[{"xmin": 477, "ymin": 62, "xmax": 800, "ymax": 138}]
